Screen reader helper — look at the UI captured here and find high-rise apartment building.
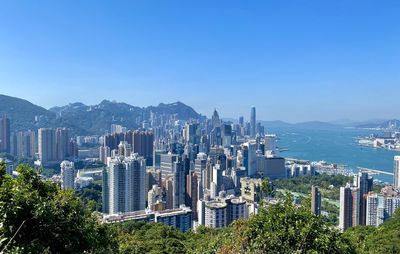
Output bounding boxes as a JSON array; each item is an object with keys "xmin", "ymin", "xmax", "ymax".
[
  {"xmin": 354, "ymin": 172, "xmax": 373, "ymax": 225},
  {"xmin": 103, "ymin": 155, "xmax": 146, "ymax": 214},
  {"xmin": 394, "ymin": 156, "xmax": 400, "ymax": 188},
  {"xmin": 0, "ymin": 115, "xmax": 10, "ymax": 153},
  {"xmin": 339, "ymin": 184, "xmax": 353, "ymax": 231},
  {"xmin": 38, "ymin": 128, "xmax": 57, "ymax": 164},
  {"xmin": 60, "ymin": 160, "xmax": 75, "ymax": 190},
  {"xmin": 132, "ymin": 130, "xmax": 154, "ymax": 165},
  {"xmin": 56, "ymin": 128, "xmax": 69, "ymax": 161},
  {"xmin": 311, "ymin": 186, "xmax": 322, "ymax": 216},
  {"xmin": 15, "ymin": 130, "xmax": 36, "ymax": 159},
  {"xmin": 186, "ymin": 171, "xmax": 198, "ymax": 220},
  {"xmin": 204, "ymin": 200, "xmax": 227, "ymax": 228}
]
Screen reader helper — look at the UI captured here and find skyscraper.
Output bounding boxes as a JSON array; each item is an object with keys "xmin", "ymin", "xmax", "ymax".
[
  {"xmin": 172, "ymin": 159, "xmax": 186, "ymax": 209},
  {"xmin": 355, "ymin": 172, "xmax": 373, "ymax": 225},
  {"xmin": 186, "ymin": 171, "xmax": 198, "ymax": 220},
  {"xmin": 0, "ymin": 115, "xmax": 10, "ymax": 153},
  {"xmin": 56, "ymin": 128, "xmax": 69, "ymax": 161},
  {"xmin": 394, "ymin": 156, "xmax": 400, "ymax": 188},
  {"xmin": 38, "ymin": 128, "xmax": 57, "ymax": 164},
  {"xmin": 250, "ymin": 106, "xmax": 256, "ymax": 137},
  {"xmin": 60, "ymin": 160, "xmax": 75, "ymax": 190},
  {"xmin": 204, "ymin": 200, "xmax": 227, "ymax": 228},
  {"xmin": 311, "ymin": 186, "xmax": 322, "ymax": 216},
  {"xmin": 339, "ymin": 184, "xmax": 353, "ymax": 231},
  {"xmin": 132, "ymin": 130, "xmax": 154, "ymax": 165},
  {"xmin": 103, "ymin": 155, "xmax": 146, "ymax": 214},
  {"xmin": 211, "ymin": 109, "xmax": 220, "ymax": 129}
]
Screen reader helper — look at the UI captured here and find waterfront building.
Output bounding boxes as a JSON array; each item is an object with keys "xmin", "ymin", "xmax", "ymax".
[
  {"xmin": 60, "ymin": 160, "xmax": 75, "ymax": 190},
  {"xmin": 261, "ymin": 156, "xmax": 286, "ymax": 180},
  {"xmin": 264, "ymin": 134, "xmax": 277, "ymax": 154}
]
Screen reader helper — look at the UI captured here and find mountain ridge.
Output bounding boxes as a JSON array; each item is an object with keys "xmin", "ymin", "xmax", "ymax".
[{"xmin": 0, "ymin": 94, "xmax": 201, "ymax": 135}]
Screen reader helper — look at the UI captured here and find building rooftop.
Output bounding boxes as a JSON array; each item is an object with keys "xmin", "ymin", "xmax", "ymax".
[{"xmin": 205, "ymin": 200, "xmax": 227, "ymax": 209}]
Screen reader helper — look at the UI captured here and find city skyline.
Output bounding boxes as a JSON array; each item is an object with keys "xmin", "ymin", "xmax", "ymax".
[{"xmin": 1, "ymin": 1, "xmax": 400, "ymax": 121}]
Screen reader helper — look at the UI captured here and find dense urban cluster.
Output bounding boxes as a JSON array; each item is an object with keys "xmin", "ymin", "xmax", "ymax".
[{"xmin": 1, "ymin": 105, "xmax": 400, "ymax": 253}]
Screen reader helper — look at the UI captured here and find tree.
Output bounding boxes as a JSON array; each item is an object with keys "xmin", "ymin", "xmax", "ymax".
[
  {"xmin": 216, "ymin": 194, "xmax": 354, "ymax": 253},
  {"xmin": 261, "ymin": 177, "xmax": 276, "ymax": 198},
  {"xmin": 0, "ymin": 163, "xmax": 117, "ymax": 253}
]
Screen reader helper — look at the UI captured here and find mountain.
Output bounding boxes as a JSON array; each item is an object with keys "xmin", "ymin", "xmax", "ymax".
[
  {"xmin": 49, "ymin": 100, "xmax": 201, "ymax": 135},
  {"xmin": 0, "ymin": 94, "xmax": 56, "ymax": 131},
  {"xmin": 0, "ymin": 94, "xmax": 202, "ymax": 135},
  {"xmin": 356, "ymin": 119, "xmax": 400, "ymax": 129},
  {"xmin": 294, "ymin": 121, "xmax": 340, "ymax": 129}
]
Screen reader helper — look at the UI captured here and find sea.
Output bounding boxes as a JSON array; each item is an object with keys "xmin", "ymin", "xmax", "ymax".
[{"xmin": 267, "ymin": 126, "xmax": 399, "ymax": 184}]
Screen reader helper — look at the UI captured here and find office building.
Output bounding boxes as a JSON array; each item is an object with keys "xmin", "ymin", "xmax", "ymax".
[
  {"xmin": 264, "ymin": 134, "xmax": 277, "ymax": 154},
  {"xmin": 60, "ymin": 160, "xmax": 75, "ymax": 190},
  {"xmin": 250, "ymin": 106, "xmax": 256, "ymax": 137},
  {"xmin": 242, "ymin": 140, "xmax": 257, "ymax": 176},
  {"xmin": 172, "ymin": 159, "xmax": 186, "ymax": 209},
  {"xmin": 212, "ymin": 109, "xmax": 221, "ymax": 129},
  {"xmin": 311, "ymin": 186, "xmax": 321, "ymax": 216},
  {"xmin": 261, "ymin": 156, "xmax": 286, "ymax": 180},
  {"xmin": 160, "ymin": 153, "xmax": 178, "ymax": 180}
]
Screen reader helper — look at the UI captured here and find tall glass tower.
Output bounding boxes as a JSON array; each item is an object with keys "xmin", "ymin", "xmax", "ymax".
[{"xmin": 250, "ymin": 106, "xmax": 256, "ymax": 137}]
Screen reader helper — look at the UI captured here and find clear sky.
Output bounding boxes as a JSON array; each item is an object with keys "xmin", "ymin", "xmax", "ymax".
[{"xmin": 0, "ymin": 1, "xmax": 399, "ymax": 122}]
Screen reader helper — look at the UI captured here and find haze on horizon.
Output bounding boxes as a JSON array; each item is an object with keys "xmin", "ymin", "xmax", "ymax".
[{"xmin": 1, "ymin": 1, "xmax": 399, "ymax": 122}]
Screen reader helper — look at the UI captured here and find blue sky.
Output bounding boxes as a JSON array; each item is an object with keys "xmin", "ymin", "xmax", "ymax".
[{"xmin": 0, "ymin": 1, "xmax": 399, "ymax": 122}]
